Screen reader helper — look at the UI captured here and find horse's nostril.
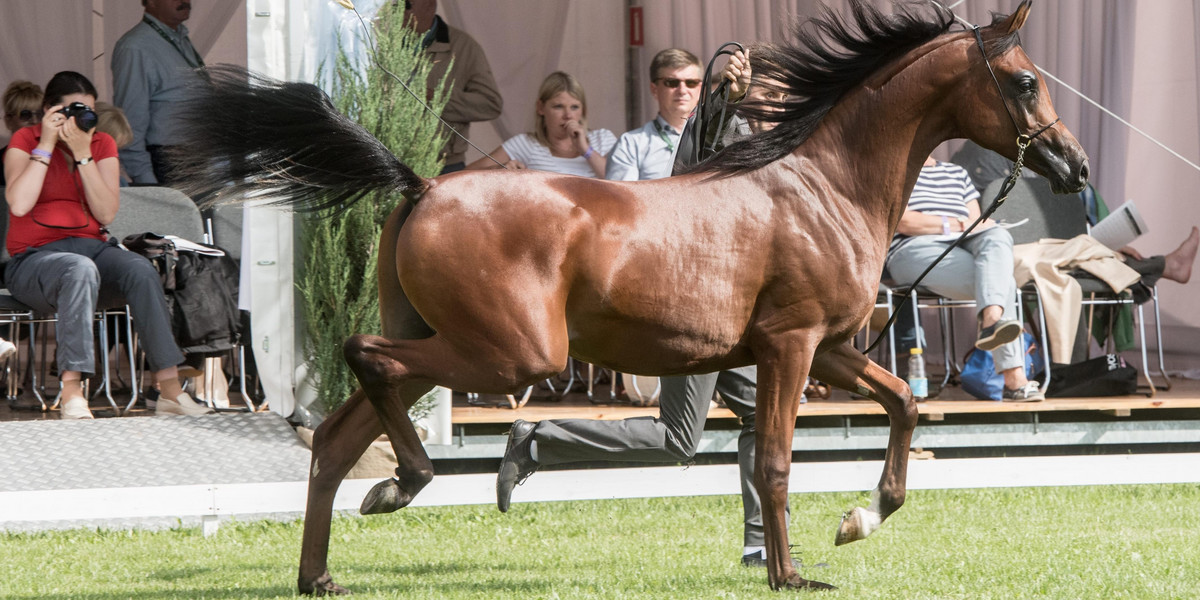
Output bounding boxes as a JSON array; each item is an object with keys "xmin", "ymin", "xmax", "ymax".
[{"xmin": 1077, "ymin": 159, "xmax": 1090, "ymax": 186}]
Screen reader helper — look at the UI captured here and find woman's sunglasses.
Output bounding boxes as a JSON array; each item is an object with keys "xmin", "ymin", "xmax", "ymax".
[
  {"xmin": 656, "ymin": 78, "xmax": 701, "ymax": 89},
  {"xmin": 9, "ymin": 109, "xmax": 44, "ymax": 123}
]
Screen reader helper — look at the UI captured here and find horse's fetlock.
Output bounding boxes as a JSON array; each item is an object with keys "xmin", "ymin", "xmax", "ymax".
[{"xmin": 397, "ymin": 466, "xmax": 435, "ymax": 493}]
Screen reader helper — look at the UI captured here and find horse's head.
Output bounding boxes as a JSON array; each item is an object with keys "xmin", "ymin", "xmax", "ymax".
[{"xmin": 955, "ymin": 1, "xmax": 1089, "ymax": 193}]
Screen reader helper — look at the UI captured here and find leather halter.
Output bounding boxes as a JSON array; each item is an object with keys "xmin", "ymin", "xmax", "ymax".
[{"xmin": 971, "ymin": 26, "xmax": 1060, "ymax": 147}]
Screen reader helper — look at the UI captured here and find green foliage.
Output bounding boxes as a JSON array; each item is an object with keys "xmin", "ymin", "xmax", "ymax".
[
  {"xmin": 298, "ymin": 6, "xmax": 451, "ymax": 415},
  {"xmin": 3, "ymin": 485, "xmax": 1200, "ymax": 598}
]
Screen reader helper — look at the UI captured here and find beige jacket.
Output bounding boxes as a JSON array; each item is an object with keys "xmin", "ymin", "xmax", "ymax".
[
  {"xmin": 1013, "ymin": 235, "xmax": 1140, "ymax": 363},
  {"xmin": 425, "ymin": 21, "xmax": 503, "ymax": 166}
]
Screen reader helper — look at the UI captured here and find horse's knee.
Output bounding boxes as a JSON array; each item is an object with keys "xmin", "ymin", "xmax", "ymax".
[{"xmin": 754, "ymin": 460, "xmax": 792, "ymax": 499}]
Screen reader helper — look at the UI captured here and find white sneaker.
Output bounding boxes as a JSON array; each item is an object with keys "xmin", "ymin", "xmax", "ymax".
[
  {"xmin": 156, "ymin": 392, "xmax": 216, "ymax": 416},
  {"xmin": 60, "ymin": 395, "xmax": 94, "ymax": 420},
  {"xmin": 0, "ymin": 338, "xmax": 16, "ymax": 362}
]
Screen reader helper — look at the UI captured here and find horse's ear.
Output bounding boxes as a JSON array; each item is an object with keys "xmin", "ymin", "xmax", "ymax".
[{"xmin": 999, "ymin": 0, "xmax": 1032, "ymax": 34}]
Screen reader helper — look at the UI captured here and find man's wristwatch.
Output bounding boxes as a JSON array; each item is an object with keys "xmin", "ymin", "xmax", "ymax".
[{"xmin": 941, "ymin": 215, "xmax": 951, "ymax": 235}]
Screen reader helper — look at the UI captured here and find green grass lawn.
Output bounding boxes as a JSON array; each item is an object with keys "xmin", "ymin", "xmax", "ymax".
[{"xmin": 2, "ymin": 483, "xmax": 1198, "ymax": 599}]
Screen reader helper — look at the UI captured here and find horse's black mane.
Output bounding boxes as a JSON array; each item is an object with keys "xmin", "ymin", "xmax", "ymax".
[{"xmin": 692, "ymin": 1, "xmax": 1020, "ymax": 177}]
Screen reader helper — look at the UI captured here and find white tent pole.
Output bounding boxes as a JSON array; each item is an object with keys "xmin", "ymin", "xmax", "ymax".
[{"xmin": 243, "ymin": 0, "xmax": 300, "ymax": 419}]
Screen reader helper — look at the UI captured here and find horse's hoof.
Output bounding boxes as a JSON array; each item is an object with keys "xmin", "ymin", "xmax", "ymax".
[
  {"xmin": 834, "ymin": 506, "xmax": 881, "ymax": 546},
  {"xmin": 299, "ymin": 571, "xmax": 350, "ymax": 596},
  {"xmin": 360, "ymin": 477, "xmax": 411, "ymax": 515},
  {"xmin": 775, "ymin": 573, "xmax": 837, "ymax": 591}
]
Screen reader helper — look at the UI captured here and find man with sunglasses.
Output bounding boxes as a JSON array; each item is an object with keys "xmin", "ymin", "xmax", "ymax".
[{"xmin": 605, "ymin": 48, "xmax": 702, "ymax": 181}]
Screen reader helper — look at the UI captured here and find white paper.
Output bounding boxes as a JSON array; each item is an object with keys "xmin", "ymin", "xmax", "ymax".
[
  {"xmin": 927, "ymin": 218, "xmax": 1028, "ymax": 243},
  {"xmin": 166, "ymin": 235, "xmax": 226, "ymax": 257},
  {"xmin": 1090, "ymin": 201, "xmax": 1147, "ymax": 251}
]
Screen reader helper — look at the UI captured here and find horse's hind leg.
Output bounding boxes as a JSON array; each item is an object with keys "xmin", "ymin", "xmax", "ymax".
[
  {"xmin": 344, "ymin": 346, "xmax": 436, "ymax": 515},
  {"xmin": 810, "ymin": 342, "xmax": 917, "ymax": 545},
  {"xmin": 298, "ymin": 389, "xmax": 383, "ymax": 596}
]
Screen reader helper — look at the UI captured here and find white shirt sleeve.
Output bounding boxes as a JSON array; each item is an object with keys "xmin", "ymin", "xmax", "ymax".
[{"xmin": 604, "ymin": 132, "xmax": 639, "ymax": 181}]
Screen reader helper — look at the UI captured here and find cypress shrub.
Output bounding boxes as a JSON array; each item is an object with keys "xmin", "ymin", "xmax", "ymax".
[{"xmin": 300, "ymin": 7, "xmax": 451, "ymax": 415}]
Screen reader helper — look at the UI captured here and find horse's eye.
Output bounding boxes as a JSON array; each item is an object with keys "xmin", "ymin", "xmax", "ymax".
[{"xmin": 1014, "ymin": 71, "xmax": 1037, "ymax": 94}]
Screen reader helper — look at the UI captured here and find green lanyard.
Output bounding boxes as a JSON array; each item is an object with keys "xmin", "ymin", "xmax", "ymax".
[
  {"xmin": 143, "ymin": 16, "xmax": 205, "ymax": 69},
  {"xmin": 652, "ymin": 119, "xmax": 676, "ymax": 154}
]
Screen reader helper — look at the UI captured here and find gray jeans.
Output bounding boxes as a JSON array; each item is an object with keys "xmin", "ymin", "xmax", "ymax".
[
  {"xmin": 886, "ymin": 227, "xmax": 1024, "ymax": 373},
  {"xmin": 534, "ymin": 365, "xmax": 780, "ymax": 546},
  {"xmin": 4, "ymin": 237, "xmax": 184, "ymax": 375}
]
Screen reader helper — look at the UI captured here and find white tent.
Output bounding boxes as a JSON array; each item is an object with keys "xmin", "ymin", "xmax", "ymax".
[{"xmin": 3, "ymin": 1, "xmax": 1200, "ymax": 418}]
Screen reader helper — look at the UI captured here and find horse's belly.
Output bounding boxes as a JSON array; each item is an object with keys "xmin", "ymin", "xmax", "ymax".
[{"xmin": 565, "ymin": 318, "xmax": 751, "ymax": 376}]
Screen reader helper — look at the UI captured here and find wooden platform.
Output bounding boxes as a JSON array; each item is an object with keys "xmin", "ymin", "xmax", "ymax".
[{"xmin": 452, "ymin": 377, "xmax": 1200, "ymax": 425}]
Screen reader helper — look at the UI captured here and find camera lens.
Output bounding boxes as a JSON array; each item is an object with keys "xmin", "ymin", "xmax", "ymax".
[
  {"xmin": 74, "ymin": 110, "xmax": 98, "ymax": 131},
  {"xmin": 58, "ymin": 102, "xmax": 98, "ymax": 131}
]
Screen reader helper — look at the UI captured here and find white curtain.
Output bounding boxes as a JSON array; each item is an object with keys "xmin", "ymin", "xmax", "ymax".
[{"xmin": 0, "ymin": 0, "xmax": 244, "ymax": 121}]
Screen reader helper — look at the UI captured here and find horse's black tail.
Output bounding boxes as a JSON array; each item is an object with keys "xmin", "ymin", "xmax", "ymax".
[{"xmin": 169, "ymin": 65, "xmax": 424, "ymax": 212}]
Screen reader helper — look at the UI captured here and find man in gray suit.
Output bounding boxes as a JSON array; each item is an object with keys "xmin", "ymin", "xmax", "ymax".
[{"xmin": 498, "ymin": 47, "xmax": 797, "ymax": 568}]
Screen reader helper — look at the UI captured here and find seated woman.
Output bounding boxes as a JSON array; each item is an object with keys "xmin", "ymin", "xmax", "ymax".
[
  {"xmin": 3, "ymin": 81, "xmax": 46, "ymax": 186},
  {"xmin": 467, "ymin": 71, "xmax": 615, "ymax": 178},
  {"xmin": 886, "ymin": 155, "xmax": 1044, "ymax": 402},
  {"xmin": 2, "ymin": 71, "xmax": 213, "ymax": 419}
]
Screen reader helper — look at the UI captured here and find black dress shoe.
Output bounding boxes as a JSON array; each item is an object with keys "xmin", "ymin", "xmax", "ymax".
[
  {"xmin": 741, "ymin": 551, "xmax": 803, "ymax": 569},
  {"xmin": 496, "ymin": 419, "xmax": 539, "ymax": 513}
]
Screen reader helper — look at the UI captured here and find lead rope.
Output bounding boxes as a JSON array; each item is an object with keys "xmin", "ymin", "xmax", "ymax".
[{"xmin": 862, "ymin": 139, "xmax": 1029, "ymax": 354}]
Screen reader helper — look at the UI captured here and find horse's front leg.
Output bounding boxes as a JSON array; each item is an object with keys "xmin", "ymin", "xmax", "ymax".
[
  {"xmin": 810, "ymin": 343, "xmax": 918, "ymax": 545},
  {"xmin": 753, "ymin": 333, "xmax": 836, "ymax": 591}
]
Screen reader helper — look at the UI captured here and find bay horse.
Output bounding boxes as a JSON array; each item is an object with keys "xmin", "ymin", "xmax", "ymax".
[{"xmin": 173, "ymin": 0, "xmax": 1087, "ymax": 593}]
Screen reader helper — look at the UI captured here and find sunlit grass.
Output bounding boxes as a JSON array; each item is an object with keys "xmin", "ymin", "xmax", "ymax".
[{"xmin": 2, "ymin": 484, "xmax": 1198, "ymax": 599}]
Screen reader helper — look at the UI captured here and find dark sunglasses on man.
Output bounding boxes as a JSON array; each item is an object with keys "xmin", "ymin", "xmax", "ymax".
[{"xmin": 657, "ymin": 77, "xmax": 701, "ymax": 89}]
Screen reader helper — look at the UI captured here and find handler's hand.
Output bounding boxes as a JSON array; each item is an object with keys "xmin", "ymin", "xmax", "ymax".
[
  {"xmin": 724, "ymin": 49, "xmax": 752, "ymax": 100},
  {"xmin": 505, "ymin": 159, "xmax": 527, "ymax": 170}
]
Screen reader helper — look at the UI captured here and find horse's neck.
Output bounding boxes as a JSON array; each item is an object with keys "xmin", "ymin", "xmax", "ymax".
[{"xmin": 787, "ymin": 56, "xmax": 957, "ymax": 241}]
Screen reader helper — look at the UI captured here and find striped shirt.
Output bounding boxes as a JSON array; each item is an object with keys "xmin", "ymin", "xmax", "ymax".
[
  {"xmin": 890, "ymin": 161, "xmax": 980, "ymax": 252},
  {"xmin": 501, "ymin": 129, "xmax": 617, "ymax": 178}
]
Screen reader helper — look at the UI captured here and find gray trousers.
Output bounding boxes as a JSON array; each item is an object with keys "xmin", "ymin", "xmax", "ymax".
[
  {"xmin": 886, "ymin": 227, "xmax": 1024, "ymax": 373},
  {"xmin": 534, "ymin": 365, "xmax": 779, "ymax": 545},
  {"xmin": 4, "ymin": 237, "xmax": 185, "ymax": 375}
]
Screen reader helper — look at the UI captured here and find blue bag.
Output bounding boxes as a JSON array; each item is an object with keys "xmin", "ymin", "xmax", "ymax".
[{"xmin": 959, "ymin": 332, "xmax": 1043, "ymax": 401}]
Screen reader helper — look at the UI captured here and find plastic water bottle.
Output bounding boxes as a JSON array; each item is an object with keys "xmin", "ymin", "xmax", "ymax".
[{"xmin": 907, "ymin": 348, "xmax": 928, "ymax": 400}]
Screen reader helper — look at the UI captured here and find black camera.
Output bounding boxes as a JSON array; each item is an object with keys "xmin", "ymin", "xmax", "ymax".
[{"xmin": 59, "ymin": 102, "xmax": 98, "ymax": 131}]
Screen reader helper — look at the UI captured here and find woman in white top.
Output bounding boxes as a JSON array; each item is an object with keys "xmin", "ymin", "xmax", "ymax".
[{"xmin": 467, "ymin": 71, "xmax": 615, "ymax": 178}]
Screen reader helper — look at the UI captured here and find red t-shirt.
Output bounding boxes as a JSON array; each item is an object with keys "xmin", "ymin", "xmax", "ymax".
[{"xmin": 6, "ymin": 126, "xmax": 117, "ymax": 256}]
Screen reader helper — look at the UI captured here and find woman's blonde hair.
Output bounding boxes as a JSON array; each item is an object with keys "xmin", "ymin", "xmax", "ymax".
[
  {"xmin": 94, "ymin": 102, "xmax": 134, "ymax": 148},
  {"xmin": 532, "ymin": 71, "xmax": 587, "ymax": 147},
  {"xmin": 3, "ymin": 80, "xmax": 43, "ymax": 132}
]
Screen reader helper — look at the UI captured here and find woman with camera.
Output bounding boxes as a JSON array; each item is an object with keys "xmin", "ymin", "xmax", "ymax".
[{"xmin": 2, "ymin": 71, "xmax": 212, "ymax": 419}]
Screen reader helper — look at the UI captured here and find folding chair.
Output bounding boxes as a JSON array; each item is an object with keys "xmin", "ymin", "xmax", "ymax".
[{"xmin": 981, "ymin": 177, "xmax": 1166, "ymax": 395}]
